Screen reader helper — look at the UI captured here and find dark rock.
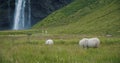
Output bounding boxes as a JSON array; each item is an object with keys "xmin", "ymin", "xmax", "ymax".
[{"xmin": 0, "ymin": 0, "xmax": 72, "ymax": 30}]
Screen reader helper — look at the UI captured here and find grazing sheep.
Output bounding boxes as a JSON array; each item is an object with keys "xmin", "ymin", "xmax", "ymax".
[
  {"xmin": 79, "ymin": 38, "xmax": 100, "ymax": 48},
  {"xmin": 45, "ymin": 39, "xmax": 54, "ymax": 45},
  {"xmin": 79, "ymin": 38, "xmax": 88, "ymax": 48}
]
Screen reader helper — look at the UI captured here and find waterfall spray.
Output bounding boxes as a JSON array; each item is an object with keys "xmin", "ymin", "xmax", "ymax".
[
  {"xmin": 28, "ymin": 0, "xmax": 31, "ymax": 28},
  {"xmin": 13, "ymin": 0, "xmax": 31, "ymax": 30}
]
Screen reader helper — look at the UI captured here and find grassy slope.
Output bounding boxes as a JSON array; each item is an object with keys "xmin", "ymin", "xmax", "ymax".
[{"xmin": 33, "ymin": 0, "xmax": 120, "ymax": 36}]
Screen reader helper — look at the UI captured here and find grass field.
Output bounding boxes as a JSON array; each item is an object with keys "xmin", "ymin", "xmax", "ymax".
[
  {"xmin": 0, "ymin": 0, "xmax": 120, "ymax": 63},
  {"xmin": 0, "ymin": 34, "xmax": 120, "ymax": 63}
]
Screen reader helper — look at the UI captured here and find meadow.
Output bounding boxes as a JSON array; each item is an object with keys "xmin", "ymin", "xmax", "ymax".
[
  {"xmin": 0, "ymin": 34, "xmax": 120, "ymax": 63},
  {"xmin": 0, "ymin": 0, "xmax": 120, "ymax": 63}
]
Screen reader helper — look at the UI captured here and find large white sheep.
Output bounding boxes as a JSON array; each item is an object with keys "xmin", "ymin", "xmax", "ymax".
[
  {"xmin": 79, "ymin": 38, "xmax": 100, "ymax": 48},
  {"xmin": 45, "ymin": 39, "xmax": 54, "ymax": 45}
]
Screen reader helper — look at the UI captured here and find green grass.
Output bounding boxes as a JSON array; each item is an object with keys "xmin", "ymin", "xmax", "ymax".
[
  {"xmin": 0, "ymin": 34, "xmax": 120, "ymax": 63},
  {"xmin": 0, "ymin": 0, "xmax": 120, "ymax": 63},
  {"xmin": 0, "ymin": 29, "xmax": 40, "ymax": 35},
  {"xmin": 33, "ymin": 0, "xmax": 120, "ymax": 36}
]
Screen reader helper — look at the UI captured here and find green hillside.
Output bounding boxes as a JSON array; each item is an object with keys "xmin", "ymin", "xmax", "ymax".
[{"xmin": 33, "ymin": 0, "xmax": 120, "ymax": 35}]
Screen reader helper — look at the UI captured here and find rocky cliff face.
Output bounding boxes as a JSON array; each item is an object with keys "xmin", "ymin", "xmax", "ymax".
[
  {"xmin": 0, "ymin": 0, "xmax": 72, "ymax": 30},
  {"xmin": 0, "ymin": 0, "xmax": 13, "ymax": 30},
  {"xmin": 31, "ymin": 0, "xmax": 72, "ymax": 25}
]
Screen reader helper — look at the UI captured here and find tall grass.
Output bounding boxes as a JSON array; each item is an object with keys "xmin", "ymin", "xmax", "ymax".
[{"xmin": 0, "ymin": 34, "xmax": 120, "ymax": 63}]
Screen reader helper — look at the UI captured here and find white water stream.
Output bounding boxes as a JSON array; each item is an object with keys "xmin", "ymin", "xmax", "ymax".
[{"xmin": 13, "ymin": 0, "xmax": 31, "ymax": 30}]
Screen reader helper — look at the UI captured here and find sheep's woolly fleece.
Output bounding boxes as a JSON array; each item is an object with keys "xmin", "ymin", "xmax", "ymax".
[
  {"xmin": 45, "ymin": 39, "xmax": 54, "ymax": 45},
  {"xmin": 79, "ymin": 38, "xmax": 100, "ymax": 48}
]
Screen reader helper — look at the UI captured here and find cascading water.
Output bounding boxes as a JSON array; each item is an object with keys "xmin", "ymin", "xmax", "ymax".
[{"xmin": 13, "ymin": 0, "xmax": 31, "ymax": 30}]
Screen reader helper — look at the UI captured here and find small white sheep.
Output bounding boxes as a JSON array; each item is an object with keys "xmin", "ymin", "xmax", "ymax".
[
  {"xmin": 79, "ymin": 38, "xmax": 100, "ymax": 48},
  {"xmin": 45, "ymin": 39, "xmax": 54, "ymax": 45}
]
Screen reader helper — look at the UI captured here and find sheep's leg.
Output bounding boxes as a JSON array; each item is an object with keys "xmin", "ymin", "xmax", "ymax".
[
  {"xmin": 83, "ymin": 45, "xmax": 85, "ymax": 48},
  {"xmin": 86, "ymin": 40, "xmax": 88, "ymax": 49},
  {"xmin": 94, "ymin": 43, "xmax": 98, "ymax": 48},
  {"xmin": 83, "ymin": 44, "xmax": 88, "ymax": 49}
]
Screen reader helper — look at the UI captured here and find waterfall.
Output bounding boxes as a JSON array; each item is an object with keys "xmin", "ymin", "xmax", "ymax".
[
  {"xmin": 28, "ymin": 0, "xmax": 31, "ymax": 28},
  {"xmin": 13, "ymin": 0, "xmax": 31, "ymax": 30}
]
